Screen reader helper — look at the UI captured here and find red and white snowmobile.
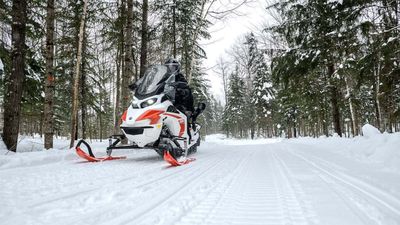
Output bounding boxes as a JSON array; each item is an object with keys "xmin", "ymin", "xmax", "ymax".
[{"xmin": 76, "ymin": 65, "xmax": 206, "ymax": 166}]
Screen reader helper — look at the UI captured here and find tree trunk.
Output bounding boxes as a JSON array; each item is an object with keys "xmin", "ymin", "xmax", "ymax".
[
  {"xmin": 373, "ymin": 60, "xmax": 382, "ymax": 131},
  {"xmin": 172, "ymin": 0, "xmax": 176, "ymax": 58},
  {"xmin": 80, "ymin": 33, "xmax": 88, "ymax": 140},
  {"xmin": 328, "ymin": 64, "xmax": 342, "ymax": 137},
  {"xmin": 2, "ymin": 0, "xmax": 27, "ymax": 151},
  {"xmin": 344, "ymin": 76, "xmax": 357, "ymax": 136},
  {"xmin": 114, "ymin": 48, "xmax": 122, "ymax": 134},
  {"xmin": 139, "ymin": 0, "xmax": 148, "ymax": 78},
  {"xmin": 80, "ymin": 65, "xmax": 87, "ymax": 139},
  {"xmin": 121, "ymin": 0, "xmax": 133, "ymax": 111},
  {"xmin": 69, "ymin": 0, "xmax": 89, "ymax": 148},
  {"xmin": 120, "ymin": 0, "xmax": 134, "ymax": 144},
  {"xmin": 44, "ymin": 0, "xmax": 55, "ymax": 149},
  {"xmin": 114, "ymin": 0, "xmax": 125, "ymax": 134}
]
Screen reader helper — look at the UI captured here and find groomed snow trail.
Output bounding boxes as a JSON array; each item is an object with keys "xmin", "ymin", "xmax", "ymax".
[{"xmin": 1, "ymin": 138, "xmax": 400, "ymax": 225}]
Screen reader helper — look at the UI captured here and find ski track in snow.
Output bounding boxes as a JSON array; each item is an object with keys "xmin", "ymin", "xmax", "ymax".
[{"xmin": 1, "ymin": 139, "xmax": 400, "ymax": 225}]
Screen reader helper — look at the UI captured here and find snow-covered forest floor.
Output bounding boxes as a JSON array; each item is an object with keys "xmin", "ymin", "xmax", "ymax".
[{"xmin": 1, "ymin": 130, "xmax": 400, "ymax": 225}]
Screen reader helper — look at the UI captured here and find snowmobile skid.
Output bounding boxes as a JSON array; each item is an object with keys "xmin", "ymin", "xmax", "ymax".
[{"xmin": 75, "ymin": 134, "xmax": 195, "ymax": 166}]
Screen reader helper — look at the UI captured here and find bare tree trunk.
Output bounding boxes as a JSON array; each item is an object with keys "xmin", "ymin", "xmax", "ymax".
[
  {"xmin": 121, "ymin": 0, "xmax": 133, "ymax": 111},
  {"xmin": 114, "ymin": 49, "xmax": 122, "ymax": 134},
  {"xmin": 172, "ymin": 0, "xmax": 176, "ymax": 58},
  {"xmin": 2, "ymin": 0, "xmax": 27, "ymax": 151},
  {"xmin": 43, "ymin": 0, "xmax": 55, "ymax": 149},
  {"xmin": 139, "ymin": 0, "xmax": 148, "ymax": 78},
  {"xmin": 344, "ymin": 76, "xmax": 357, "ymax": 136},
  {"xmin": 80, "ymin": 33, "xmax": 88, "ymax": 140},
  {"xmin": 328, "ymin": 64, "xmax": 342, "ymax": 137},
  {"xmin": 216, "ymin": 57, "xmax": 229, "ymax": 104},
  {"xmin": 120, "ymin": 0, "xmax": 134, "ymax": 144},
  {"xmin": 114, "ymin": 0, "xmax": 125, "ymax": 134},
  {"xmin": 69, "ymin": 0, "xmax": 89, "ymax": 148},
  {"xmin": 80, "ymin": 65, "xmax": 87, "ymax": 139},
  {"xmin": 373, "ymin": 60, "xmax": 382, "ymax": 130}
]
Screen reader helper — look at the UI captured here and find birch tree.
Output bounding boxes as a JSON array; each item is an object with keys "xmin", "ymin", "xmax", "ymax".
[{"xmin": 69, "ymin": 0, "xmax": 89, "ymax": 148}]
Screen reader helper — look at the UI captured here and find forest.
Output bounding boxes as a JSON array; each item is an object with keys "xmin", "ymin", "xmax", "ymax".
[{"xmin": 0, "ymin": 0, "xmax": 399, "ymax": 151}]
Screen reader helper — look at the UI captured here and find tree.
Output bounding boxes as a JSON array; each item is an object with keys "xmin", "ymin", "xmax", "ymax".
[
  {"xmin": 223, "ymin": 65, "xmax": 246, "ymax": 138},
  {"xmin": 69, "ymin": 0, "xmax": 89, "ymax": 148},
  {"xmin": 139, "ymin": 0, "xmax": 148, "ymax": 78},
  {"xmin": 44, "ymin": 0, "xmax": 55, "ymax": 149},
  {"xmin": 121, "ymin": 0, "xmax": 134, "ymax": 113},
  {"xmin": 2, "ymin": 0, "xmax": 27, "ymax": 151}
]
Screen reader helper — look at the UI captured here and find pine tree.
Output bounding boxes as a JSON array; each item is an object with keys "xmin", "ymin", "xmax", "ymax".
[{"xmin": 223, "ymin": 65, "xmax": 246, "ymax": 138}]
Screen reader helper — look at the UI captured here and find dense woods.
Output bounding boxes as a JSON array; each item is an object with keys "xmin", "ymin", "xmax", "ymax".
[
  {"xmin": 0, "ymin": 0, "xmax": 399, "ymax": 151},
  {"xmin": 1, "ymin": 0, "xmax": 227, "ymax": 151},
  {"xmin": 221, "ymin": 0, "xmax": 400, "ymax": 138}
]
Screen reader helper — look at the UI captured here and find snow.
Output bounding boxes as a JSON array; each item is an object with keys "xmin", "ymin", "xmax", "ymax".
[
  {"xmin": 362, "ymin": 123, "xmax": 381, "ymax": 138},
  {"xmin": 1, "ymin": 132, "xmax": 400, "ymax": 225}
]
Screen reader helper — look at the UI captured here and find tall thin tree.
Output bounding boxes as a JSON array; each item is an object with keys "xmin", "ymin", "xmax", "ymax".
[
  {"xmin": 121, "ymin": 0, "xmax": 134, "ymax": 111},
  {"xmin": 44, "ymin": 0, "xmax": 55, "ymax": 149},
  {"xmin": 2, "ymin": 0, "xmax": 27, "ymax": 151},
  {"xmin": 69, "ymin": 0, "xmax": 89, "ymax": 148},
  {"xmin": 139, "ymin": 0, "xmax": 148, "ymax": 78}
]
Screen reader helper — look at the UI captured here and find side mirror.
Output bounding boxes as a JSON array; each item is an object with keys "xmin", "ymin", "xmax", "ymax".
[
  {"xmin": 128, "ymin": 83, "xmax": 137, "ymax": 91},
  {"xmin": 198, "ymin": 103, "xmax": 206, "ymax": 111}
]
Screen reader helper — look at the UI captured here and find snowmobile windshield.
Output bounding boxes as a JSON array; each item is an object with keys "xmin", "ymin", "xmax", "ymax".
[{"xmin": 135, "ymin": 65, "xmax": 170, "ymax": 98}]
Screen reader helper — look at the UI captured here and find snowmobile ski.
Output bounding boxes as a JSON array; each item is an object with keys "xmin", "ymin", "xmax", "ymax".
[
  {"xmin": 163, "ymin": 150, "xmax": 195, "ymax": 166},
  {"xmin": 75, "ymin": 139, "xmax": 126, "ymax": 162}
]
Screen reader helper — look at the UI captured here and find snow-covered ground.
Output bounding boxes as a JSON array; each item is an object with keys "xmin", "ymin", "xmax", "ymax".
[{"xmin": 1, "ymin": 129, "xmax": 400, "ymax": 225}]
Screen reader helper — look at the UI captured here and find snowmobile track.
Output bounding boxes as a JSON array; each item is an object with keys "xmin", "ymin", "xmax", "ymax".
[
  {"xmin": 284, "ymin": 146, "xmax": 400, "ymax": 224},
  {"xmin": 96, "ymin": 150, "xmax": 233, "ymax": 225},
  {"xmin": 2, "ymin": 138, "xmax": 400, "ymax": 225}
]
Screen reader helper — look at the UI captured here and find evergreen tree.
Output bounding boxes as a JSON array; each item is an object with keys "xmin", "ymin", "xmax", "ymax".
[{"xmin": 223, "ymin": 66, "xmax": 246, "ymax": 138}]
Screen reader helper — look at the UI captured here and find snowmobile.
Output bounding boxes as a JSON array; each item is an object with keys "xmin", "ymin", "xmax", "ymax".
[{"xmin": 75, "ymin": 65, "xmax": 206, "ymax": 166}]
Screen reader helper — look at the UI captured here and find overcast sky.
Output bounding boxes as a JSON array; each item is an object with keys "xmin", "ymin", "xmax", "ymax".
[{"xmin": 201, "ymin": 0, "xmax": 269, "ymax": 104}]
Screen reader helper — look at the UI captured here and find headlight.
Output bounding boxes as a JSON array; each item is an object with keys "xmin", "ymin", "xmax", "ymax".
[{"xmin": 140, "ymin": 98, "xmax": 157, "ymax": 108}]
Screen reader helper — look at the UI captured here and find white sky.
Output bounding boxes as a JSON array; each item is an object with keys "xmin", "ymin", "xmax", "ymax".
[{"xmin": 201, "ymin": 0, "xmax": 269, "ymax": 104}]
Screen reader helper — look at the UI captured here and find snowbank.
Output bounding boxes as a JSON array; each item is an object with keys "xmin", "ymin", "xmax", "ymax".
[
  {"xmin": 207, "ymin": 127, "xmax": 400, "ymax": 173},
  {"xmin": 362, "ymin": 124, "xmax": 382, "ymax": 138},
  {"xmin": 0, "ymin": 137, "xmax": 111, "ymax": 170},
  {"xmin": 1, "ymin": 128, "xmax": 399, "ymax": 173},
  {"xmin": 287, "ymin": 125, "xmax": 400, "ymax": 173}
]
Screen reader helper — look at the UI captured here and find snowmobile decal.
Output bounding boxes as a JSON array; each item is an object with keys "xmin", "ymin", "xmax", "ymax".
[
  {"xmin": 163, "ymin": 112, "xmax": 185, "ymax": 137},
  {"xmin": 121, "ymin": 110, "xmax": 128, "ymax": 122},
  {"xmin": 136, "ymin": 109, "xmax": 165, "ymax": 125}
]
